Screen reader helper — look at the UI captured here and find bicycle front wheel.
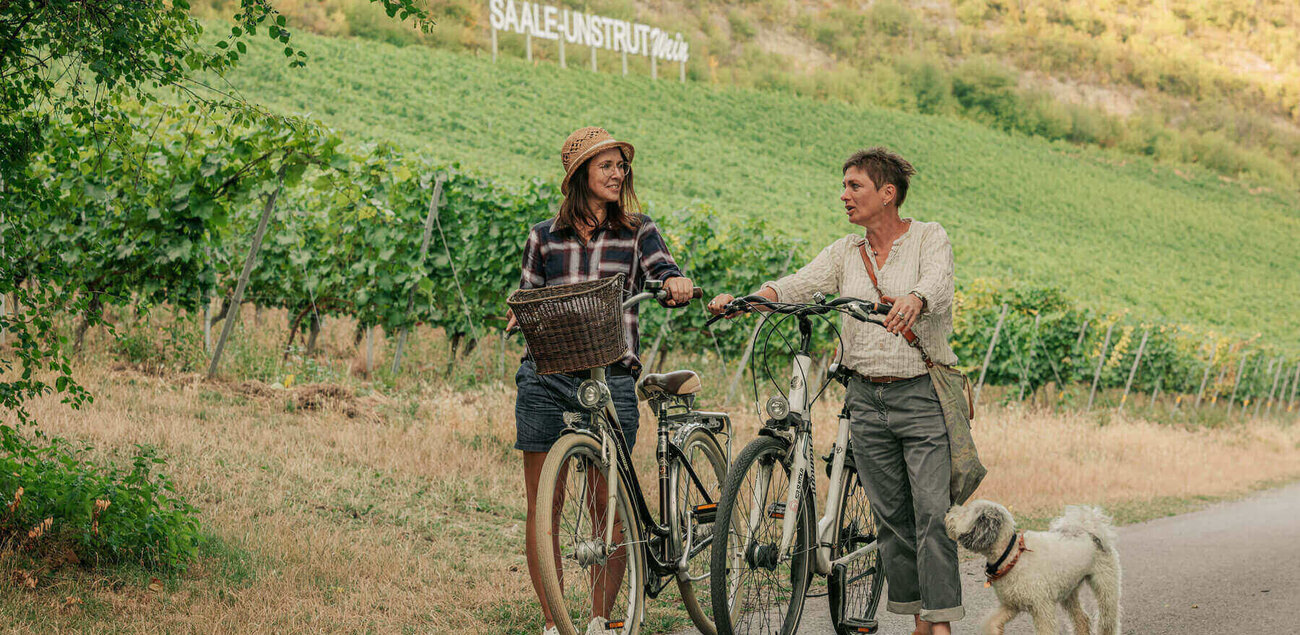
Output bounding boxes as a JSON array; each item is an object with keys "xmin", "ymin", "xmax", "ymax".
[
  {"xmin": 670, "ymin": 427, "xmax": 728, "ymax": 635},
  {"xmin": 710, "ymin": 435, "xmax": 813, "ymax": 635},
  {"xmin": 828, "ymin": 462, "xmax": 884, "ymax": 635},
  {"xmin": 534, "ymin": 433, "xmax": 645, "ymax": 635}
]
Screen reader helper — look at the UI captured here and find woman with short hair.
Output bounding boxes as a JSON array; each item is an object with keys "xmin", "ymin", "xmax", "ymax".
[
  {"xmin": 708, "ymin": 147, "xmax": 963, "ymax": 635},
  {"xmin": 508, "ymin": 127, "xmax": 694, "ymax": 635}
]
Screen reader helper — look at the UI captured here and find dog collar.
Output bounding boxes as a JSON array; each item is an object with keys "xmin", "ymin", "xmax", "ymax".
[{"xmin": 984, "ymin": 533, "xmax": 1029, "ymax": 587}]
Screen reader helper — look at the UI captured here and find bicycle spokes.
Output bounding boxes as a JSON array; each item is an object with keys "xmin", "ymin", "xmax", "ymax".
[{"xmin": 553, "ymin": 451, "xmax": 636, "ymax": 632}]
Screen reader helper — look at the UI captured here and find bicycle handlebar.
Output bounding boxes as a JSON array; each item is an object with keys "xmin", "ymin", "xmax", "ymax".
[
  {"xmin": 622, "ymin": 286, "xmax": 703, "ymax": 310},
  {"xmin": 704, "ymin": 294, "xmax": 892, "ymax": 327}
]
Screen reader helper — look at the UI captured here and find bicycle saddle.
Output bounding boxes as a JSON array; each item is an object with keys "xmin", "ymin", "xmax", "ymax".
[{"xmin": 636, "ymin": 370, "xmax": 701, "ymax": 401}]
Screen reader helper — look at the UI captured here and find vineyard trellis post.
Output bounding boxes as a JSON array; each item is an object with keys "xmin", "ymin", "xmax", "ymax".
[
  {"xmin": 974, "ymin": 303, "xmax": 1009, "ymax": 407},
  {"xmin": 621, "ymin": 50, "xmax": 628, "ymax": 76},
  {"xmin": 591, "ymin": 46, "xmax": 597, "ymax": 72},
  {"xmin": 1240, "ymin": 356, "xmax": 1261, "ymax": 418},
  {"xmin": 559, "ymin": 38, "xmax": 566, "ymax": 69},
  {"xmin": 1075, "ymin": 319, "xmax": 1089, "ymax": 348},
  {"xmin": 644, "ymin": 311, "xmax": 673, "ymax": 374},
  {"xmin": 1288, "ymin": 364, "xmax": 1300, "ymax": 413},
  {"xmin": 1194, "ymin": 341, "xmax": 1217, "ymax": 409},
  {"xmin": 207, "ymin": 165, "xmax": 287, "ymax": 379},
  {"xmin": 1016, "ymin": 313, "xmax": 1041, "ymax": 402},
  {"xmin": 365, "ymin": 327, "xmax": 376, "ymax": 376},
  {"xmin": 1227, "ymin": 352, "xmax": 1250, "ymax": 412},
  {"xmin": 1277, "ymin": 360, "xmax": 1295, "ymax": 416},
  {"xmin": 1118, "ymin": 328, "xmax": 1149, "ymax": 413},
  {"xmin": 1210, "ymin": 356, "xmax": 1229, "ymax": 404},
  {"xmin": 498, "ymin": 333, "xmax": 506, "ymax": 377},
  {"xmin": 1087, "ymin": 321, "xmax": 1115, "ymax": 411},
  {"xmin": 1263, "ymin": 356, "xmax": 1284, "ymax": 416},
  {"xmin": 1259, "ymin": 356, "xmax": 1281, "ymax": 417},
  {"xmin": 679, "ymin": 59, "xmax": 685, "ymax": 82},
  {"xmin": 651, "ymin": 55, "xmax": 657, "ymax": 79},
  {"xmin": 525, "ymin": 33, "xmax": 532, "ymax": 62},
  {"xmin": 1271, "ymin": 362, "xmax": 1291, "ymax": 417},
  {"xmin": 726, "ymin": 248, "xmax": 796, "ymax": 403},
  {"xmin": 391, "ymin": 175, "xmax": 446, "ymax": 375},
  {"xmin": 491, "ymin": 28, "xmax": 498, "ymax": 62},
  {"xmin": 202, "ymin": 245, "xmax": 215, "ymax": 353}
]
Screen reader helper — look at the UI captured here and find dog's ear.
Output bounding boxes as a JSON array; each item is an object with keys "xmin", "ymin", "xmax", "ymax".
[{"xmin": 958, "ymin": 506, "xmax": 1004, "ymax": 553}]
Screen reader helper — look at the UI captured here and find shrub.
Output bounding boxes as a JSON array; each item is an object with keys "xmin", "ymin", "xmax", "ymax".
[{"xmin": 0, "ymin": 431, "xmax": 202, "ymax": 571}]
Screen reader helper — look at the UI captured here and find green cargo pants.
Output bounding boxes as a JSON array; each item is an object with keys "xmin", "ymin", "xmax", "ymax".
[{"xmin": 846, "ymin": 374, "xmax": 965, "ymax": 624}]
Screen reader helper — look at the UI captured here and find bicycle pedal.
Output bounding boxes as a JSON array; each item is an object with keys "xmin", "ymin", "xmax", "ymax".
[
  {"xmin": 691, "ymin": 502, "xmax": 717, "ymax": 524},
  {"xmin": 605, "ymin": 620, "xmax": 625, "ymax": 630},
  {"xmin": 840, "ymin": 618, "xmax": 878, "ymax": 633},
  {"xmin": 767, "ymin": 502, "xmax": 786, "ymax": 519}
]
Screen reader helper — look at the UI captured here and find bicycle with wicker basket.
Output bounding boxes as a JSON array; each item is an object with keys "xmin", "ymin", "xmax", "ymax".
[{"xmin": 508, "ymin": 274, "xmax": 732, "ymax": 635}]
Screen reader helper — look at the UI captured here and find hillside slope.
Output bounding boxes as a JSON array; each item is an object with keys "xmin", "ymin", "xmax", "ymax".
[
  {"xmin": 193, "ymin": 0, "xmax": 1300, "ymax": 186},
  {"xmin": 219, "ymin": 28, "xmax": 1300, "ymax": 340}
]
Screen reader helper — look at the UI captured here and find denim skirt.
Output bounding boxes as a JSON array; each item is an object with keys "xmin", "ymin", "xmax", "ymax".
[{"xmin": 514, "ymin": 360, "xmax": 640, "ymax": 453}]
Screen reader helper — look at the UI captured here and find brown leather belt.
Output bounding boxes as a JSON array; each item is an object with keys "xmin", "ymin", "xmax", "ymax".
[{"xmin": 843, "ymin": 368, "xmax": 925, "ymax": 384}]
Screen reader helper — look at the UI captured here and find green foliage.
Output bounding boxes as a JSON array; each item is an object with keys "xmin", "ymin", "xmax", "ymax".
[
  {"xmin": 0, "ymin": 0, "xmax": 428, "ymax": 572},
  {"xmin": 0, "ymin": 432, "xmax": 202, "ymax": 571}
]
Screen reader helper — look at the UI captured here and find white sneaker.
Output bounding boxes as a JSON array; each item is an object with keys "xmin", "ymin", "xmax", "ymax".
[
  {"xmin": 542, "ymin": 626, "xmax": 559, "ymax": 635},
  {"xmin": 585, "ymin": 617, "xmax": 612, "ymax": 634}
]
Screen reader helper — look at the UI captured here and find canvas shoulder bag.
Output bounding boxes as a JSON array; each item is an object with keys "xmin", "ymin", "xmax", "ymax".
[{"xmin": 858, "ymin": 240, "xmax": 986, "ymax": 505}]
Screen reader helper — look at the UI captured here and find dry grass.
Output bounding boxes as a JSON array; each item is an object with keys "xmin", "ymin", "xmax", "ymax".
[{"xmin": 2, "ymin": 311, "xmax": 1298, "ymax": 633}]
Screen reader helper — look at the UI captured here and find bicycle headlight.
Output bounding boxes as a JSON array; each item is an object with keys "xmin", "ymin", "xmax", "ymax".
[
  {"xmin": 577, "ymin": 379, "xmax": 611, "ymax": 410},
  {"xmin": 765, "ymin": 395, "xmax": 790, "ymax": 421}
]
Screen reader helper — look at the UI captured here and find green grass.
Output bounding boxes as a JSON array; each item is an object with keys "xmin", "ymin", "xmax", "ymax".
[{"xmin": 212, "ymin": 26, "xmax": 1300, "ymax": 341}]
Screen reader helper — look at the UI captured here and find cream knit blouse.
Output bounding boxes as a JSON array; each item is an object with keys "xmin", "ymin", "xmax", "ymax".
[{"xmin": 763, "ymin": 219, "xmax": 958, "ymax": 378}]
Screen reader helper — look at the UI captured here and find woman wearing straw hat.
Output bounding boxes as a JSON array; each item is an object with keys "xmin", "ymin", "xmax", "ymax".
[{"xmin": 506, "ymin": 127, "xmax": 694, "ymax": 635}]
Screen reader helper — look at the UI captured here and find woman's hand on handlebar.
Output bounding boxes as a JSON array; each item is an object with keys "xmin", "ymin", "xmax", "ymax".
[
  {"xmin": 663, "ymin": 276, "xmax": 697, "ymax": 306},
  {"xmin": 706, "ymin": 293, "xmax": 736, "ymax": 317}
]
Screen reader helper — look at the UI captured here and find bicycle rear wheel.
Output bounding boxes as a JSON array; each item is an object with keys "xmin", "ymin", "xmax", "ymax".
[
  {"xmin": 670, "ymin": 427, "xmax": 728, "ymax": 635},
  {"xmin": 710, "ymin": 435, "xmax": 813, "ymax": 635},
  {"xmin": 534, "ymin": 433, "xmax": 645, "ymax": 635},
  {"xmin": 828, "ymin": 462, "xmax": 884, "ymax": 635}
]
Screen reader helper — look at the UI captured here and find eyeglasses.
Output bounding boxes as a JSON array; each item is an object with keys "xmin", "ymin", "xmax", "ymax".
[{"xmin": 595, "ymin": 161, "xmax": 631, "ymax": 176}]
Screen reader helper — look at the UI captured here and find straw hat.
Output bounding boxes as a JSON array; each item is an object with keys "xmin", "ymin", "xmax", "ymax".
[{"xmin": 560, "ymin": 127, "xmax": 635, "ymax": 194}]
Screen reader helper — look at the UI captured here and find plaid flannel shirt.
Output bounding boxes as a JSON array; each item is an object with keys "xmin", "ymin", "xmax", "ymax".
[{"xmin": 518, "ymin": 213, "xmax": 683, "ymax": 373}]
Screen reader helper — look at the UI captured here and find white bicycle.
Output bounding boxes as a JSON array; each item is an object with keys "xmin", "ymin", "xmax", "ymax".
[{"xmin": 706, "ymin": 293, "xmax": 892, "ymax": 635}]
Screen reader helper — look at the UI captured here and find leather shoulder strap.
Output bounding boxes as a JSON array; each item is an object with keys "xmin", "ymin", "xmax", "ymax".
[{"xmin": 858, "ymin": 240, "xmax": 927, "ymax": 357}]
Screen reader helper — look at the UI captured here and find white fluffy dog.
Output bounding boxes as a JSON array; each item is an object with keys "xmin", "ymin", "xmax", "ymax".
[{"xmin": 944, "ymin": 500, "xmax": 1121, "ymax": 635}]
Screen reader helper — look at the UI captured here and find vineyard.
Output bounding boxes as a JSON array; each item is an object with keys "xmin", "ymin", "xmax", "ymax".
[
  {"xmin": 207, "ymin": 22, "xmax": 1300, "ymax": 343},
  {"xmin": 7, "ymin": 97, "xmax": 1298, "ymax": 424}
]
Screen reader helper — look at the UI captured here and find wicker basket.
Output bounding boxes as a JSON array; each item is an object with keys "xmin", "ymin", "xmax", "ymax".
[{"xmin": 507, "ymin": 275, "xmax": 628, "ymax": 375}]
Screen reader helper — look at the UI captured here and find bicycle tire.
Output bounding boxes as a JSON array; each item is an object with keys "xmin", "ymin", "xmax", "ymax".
[
  {"xmin": 670, "ymin": 428, "xmax": 728, "ymax": 635},
  {"xmin": 534, "ymin": 433, "xmax": 645, "ymax": 635},
  {"xmin": 828, "ymin": 463, "xmax": 884, "ymax": 635},
  {"xmin": 709, "ymin": 435, "xmax": 814, "ymax": 635}
]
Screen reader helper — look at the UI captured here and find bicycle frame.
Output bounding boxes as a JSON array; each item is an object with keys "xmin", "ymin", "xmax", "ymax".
[
  {"xmin": 750, "ymin": 314, "xmax": 879, "ymax": 578},
  {"xmin": 565, "ymin": 361, "xmax": 732, "ymax": 597}
]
